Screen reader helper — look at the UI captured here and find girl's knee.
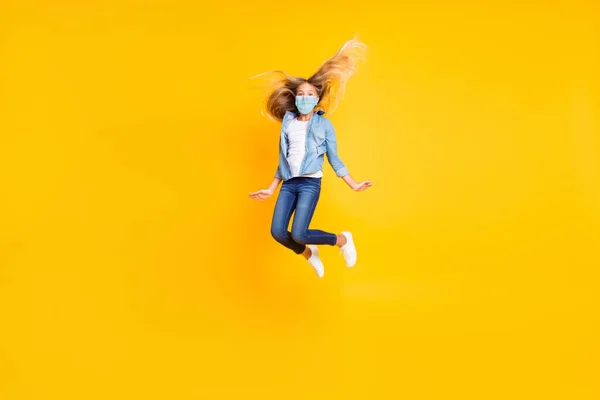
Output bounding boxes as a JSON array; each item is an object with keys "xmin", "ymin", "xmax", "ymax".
[
  {"xmin": 271, "ymin": 227, "xmax": 286, "ymax": 243},
  {"xmin": 291, "ymin": 230, "xmax": 307, "ymax": 245}
]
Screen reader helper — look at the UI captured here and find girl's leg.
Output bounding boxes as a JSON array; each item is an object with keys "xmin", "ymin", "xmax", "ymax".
[
  {"xmin": 270, "ymin": 181, "xmax": 306, "ymax": 255},
  {"xmin": 290, "ymin": 178, "xmax": 338, "ymax": 246},
  {"xmin": 289, "ymin": 179, "xmax": 357, "ymax": 267},
  {"xmin": 334, "ymin": 233, "xmax": 348, "ymax": 247}
]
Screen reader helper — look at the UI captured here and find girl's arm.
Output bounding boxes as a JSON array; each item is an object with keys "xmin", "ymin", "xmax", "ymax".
[
  {"xmin": 325, "ymin": 123, "xmax": 373, "ymax": 192},
  {"xmin": 249, "ymin": 177, "xmax": 282, "ymax": 201},
  {"xmin": 342, "ymin": 174, "xmax": 373, "ymax": 191},
  {"xmin": 324, "ymin": 123, "xmax": 350, "ymax": 178},
  {"xmin": 266, "ymin": 177, "xmax": 282, "ymax": 193}
]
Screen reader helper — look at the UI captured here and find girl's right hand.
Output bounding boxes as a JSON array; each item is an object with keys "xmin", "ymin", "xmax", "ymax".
[{"xmin": 249, "ymin": 189, "xmax": 273, "ymax": 201}]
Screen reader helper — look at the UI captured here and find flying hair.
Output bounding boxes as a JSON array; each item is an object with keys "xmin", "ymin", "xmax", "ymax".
[{"xmin": 247, "ymin": 33, "xmax": 368, "ymax": 123}]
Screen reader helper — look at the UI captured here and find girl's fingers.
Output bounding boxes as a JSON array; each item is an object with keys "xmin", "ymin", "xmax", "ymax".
[{"xmin": 249, "ymin": 190, "xmax": 268, "ymax": 199}]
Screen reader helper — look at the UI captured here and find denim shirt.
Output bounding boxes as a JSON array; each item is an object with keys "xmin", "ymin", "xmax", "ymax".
[{"xmin": 275, "ymin": 109, "xmax": 349, "ymax": 181}]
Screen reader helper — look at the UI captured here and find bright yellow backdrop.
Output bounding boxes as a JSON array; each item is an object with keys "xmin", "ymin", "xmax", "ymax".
[{"xmin": 1, "ymin": 1, "xmax": 599, "ymax": 399}]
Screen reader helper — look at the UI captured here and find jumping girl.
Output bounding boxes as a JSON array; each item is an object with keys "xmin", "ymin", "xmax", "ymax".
[{"xmin": 248, "ymin": 35, "xmax": 373, "ymax": 278}]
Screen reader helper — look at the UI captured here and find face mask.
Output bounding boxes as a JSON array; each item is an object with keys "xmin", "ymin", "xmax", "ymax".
[{"xmin": 295, "ymin": 95, "xmax": 318, "ymax": 114}]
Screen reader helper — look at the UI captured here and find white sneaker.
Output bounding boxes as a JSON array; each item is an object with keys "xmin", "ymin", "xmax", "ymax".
[
  {"xmin": 339, "ymin": 231, "xmax": 357, "ymax": 267},
  {"xmin": 307, "ymin": 245, "xmax": 324, "ymax": 278}
]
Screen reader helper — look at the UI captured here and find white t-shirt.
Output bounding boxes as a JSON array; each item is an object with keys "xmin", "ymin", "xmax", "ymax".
[{"xmin": 286, "ymin": 118, "xmax": 324, "ymax": 178}]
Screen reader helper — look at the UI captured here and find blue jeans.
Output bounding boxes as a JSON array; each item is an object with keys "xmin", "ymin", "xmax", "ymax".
[{"xmin": 271, "ymin": 177, "xmax": 337, "ymax": 254}]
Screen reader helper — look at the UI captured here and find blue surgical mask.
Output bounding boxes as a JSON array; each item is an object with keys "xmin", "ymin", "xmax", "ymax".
[{"xmin": 295, "ymin": 95, "xmax": 318, "ymax": 114}]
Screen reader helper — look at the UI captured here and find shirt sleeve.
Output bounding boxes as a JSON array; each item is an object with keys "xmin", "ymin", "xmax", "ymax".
[{"xmin": 325, "ymin": 122, "xmax": 349, "ymax": 178}]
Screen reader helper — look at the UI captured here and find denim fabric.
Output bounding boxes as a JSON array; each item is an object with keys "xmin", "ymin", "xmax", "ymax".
[
  {"xmin": 270, "ymin": 177, "xmax": 337, "ymax": 254},
  {"xmin": 275, "ymin": 110, "xmax": 349, "ymax": 181}
]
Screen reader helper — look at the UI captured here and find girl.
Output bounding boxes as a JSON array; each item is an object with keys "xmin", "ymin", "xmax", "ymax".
[{"xmin": 248, "ymin": 35, "xmax": 373, "ymax": 278}]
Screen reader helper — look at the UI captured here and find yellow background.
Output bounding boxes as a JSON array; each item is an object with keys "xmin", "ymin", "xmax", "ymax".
[{"xmin": 1, "ymin": 1, "xmax": 599, "ymax": 399}]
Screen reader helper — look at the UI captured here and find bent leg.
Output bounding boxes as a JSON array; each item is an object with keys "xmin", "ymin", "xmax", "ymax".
[
  {"xmin": 270, "ymin": 183, "xmax": 306, "ymax": 254},
  {"xmin": 290, "ymin": 179, "xmax": 337, "ymax": 246}
]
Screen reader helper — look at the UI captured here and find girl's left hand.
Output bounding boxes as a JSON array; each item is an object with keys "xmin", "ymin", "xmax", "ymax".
[{"xmin": 353, "ymin": 181, "xmax": 373, "ymax": 192}]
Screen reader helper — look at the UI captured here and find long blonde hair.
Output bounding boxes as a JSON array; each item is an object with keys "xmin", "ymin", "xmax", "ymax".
[{"xmin": 248, "ymin": 33, "xmax": 368, "ymax": 122}]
